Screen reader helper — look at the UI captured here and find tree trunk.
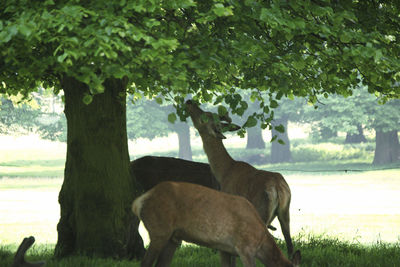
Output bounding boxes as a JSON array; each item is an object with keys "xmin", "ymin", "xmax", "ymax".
[
  {"xmin": 270, "ymin": 117, "xmax": 292, "ymax": 163},
  {"xmin": 54, "ymin": 77, "xmax": 145, "ymax": 259},
  {"xmin": 373, "ymin": 129, "xmax": 400, "ymax": 165},
  {"xmin": 345, "ymin": 124, "xmax": 367, "ymax": 144},
  {"xmin": 246, "ymin": 126, "xmax": 266, "ymax": 149},
  {"xmin": 175, "ymin": 122, "xmax": 192, "ymax": 161}
]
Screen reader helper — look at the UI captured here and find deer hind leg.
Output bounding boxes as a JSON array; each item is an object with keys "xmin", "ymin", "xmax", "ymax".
[
  {"xmin": 155, "ymin": 239, "xmax": 181, "ymax": 267},
  {"xmin": 264, "ymin": 188, "xmax": 279, "ymax": 230},
  {"xmin": 277, "ymin": 206, "xmax": 293, "ymax": 257},
  {"xmin": 141, "ymin": 233, "xmax": 171, "ymax": 267},
  {"xmin": 220, "ymin": 251, "xmax": 236, "ymax": 267}
]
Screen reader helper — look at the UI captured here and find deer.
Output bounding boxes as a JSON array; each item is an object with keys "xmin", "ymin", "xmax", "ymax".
[
  {"xmin": 12, "ymin": 236, "xmax": 45, "ymax": 267},
  {"xmin": 129, "ymin": 156, "xmax": 220, "ymax": 191},
  {"xmin": 132, "ymin": 181, "xmax": 301, "ymax": 267},
  {"xmin": 186, "ymin": 100, "xmax": 294, "ymax": 261}
]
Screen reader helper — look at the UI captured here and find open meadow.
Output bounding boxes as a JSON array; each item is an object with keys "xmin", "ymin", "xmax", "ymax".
[{"xmin": 1, "ymin": 133, "xmax": 400, "ymax": 266}]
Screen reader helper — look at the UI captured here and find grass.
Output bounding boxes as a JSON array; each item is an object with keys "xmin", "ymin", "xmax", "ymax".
[{"xmin": 1, "ymin": 238, "xmax": 399, "ymax": 266}]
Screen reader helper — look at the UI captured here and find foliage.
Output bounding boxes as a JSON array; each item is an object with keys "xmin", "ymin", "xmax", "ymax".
[
  {"xmin": 0, "ymin": 91, "xmax": 67, "ymax": 141},
  {"xmin": 1, "ymin": 1, "xmax": 400, "ymax": 127},
  {"xmin": 291, "ymin": 143, "xmax": 371, "ymax": 163},
  {"xmin": 0, "ymin": 95, "xmax": 40, "ymax": 134},
  {"xmin": 303, "ymin": 86, "xmax": 400, "ymax": 135},
  {"xmin": 126, "ymin": 97, "xmax": 172, "ymax": 140}
]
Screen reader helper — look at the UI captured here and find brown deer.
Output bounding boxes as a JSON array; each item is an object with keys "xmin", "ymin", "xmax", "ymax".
[
  {"xmin": 186, "ymin": 100, "xmax": 294, "ymax": 259},
  {"xmin": 12, "ymin": 236, "xmax": 45, "ymax": 267},
  {"xmin": 132, "ymin": 181, "xmax": 301, "ymax": 267},
  {"xmin": 129, "ymin": 156, "xmax": 220, "ymax": 191}
]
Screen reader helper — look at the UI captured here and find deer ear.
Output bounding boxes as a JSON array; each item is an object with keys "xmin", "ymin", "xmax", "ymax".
[
  {"xmin": 221, "ymin": 123, "xmax": 241, "ymax": 132},
  {"xmin": 219, "ymin": 114, "xmax": 232, "ymax": 123}
]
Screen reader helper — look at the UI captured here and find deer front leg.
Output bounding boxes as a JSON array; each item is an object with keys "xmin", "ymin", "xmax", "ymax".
[
  {"xmin": 238, "ymin": 253, "xmax": 256, "ymax": 267},
  {"xmin": 220, "ymin": 251, "xmax": 236, "ymax": 267},
  {"xmin": 278, "ymin": 208, "xmax": 293, "ymax": 257}
]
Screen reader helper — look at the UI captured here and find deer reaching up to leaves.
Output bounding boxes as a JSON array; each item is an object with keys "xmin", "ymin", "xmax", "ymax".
[{"xmin": 186, "ymin": 100, "xmax": 294, "ymax": 260}]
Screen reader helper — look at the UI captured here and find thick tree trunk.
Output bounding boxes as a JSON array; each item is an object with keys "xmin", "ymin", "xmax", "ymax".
[
  {"xmin": 345, "ymin": 124, "xmax": 367, "ymax": 144},
  {"xmin": 175, "ymin": 122, "xmax": 192, "ymax": 160},
  {"xmin": 246, "ymin": 126, "xmax": 266, "ymax": 149},
  {"xmin": 54, "ymin": 77, "xmax": 144, "ymax": 259},
  {"xmin": 373, "ymin": 129, "xmax": 400, "ymax": 165},
  {"xmin": 270, "ymin": 117, "xmax": 292, "ymax": 163}
]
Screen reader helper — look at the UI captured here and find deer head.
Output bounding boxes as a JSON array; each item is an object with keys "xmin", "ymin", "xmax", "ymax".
[{"xmin": 185, "ymin": 100, "xmax": 240, "ymax": 139}]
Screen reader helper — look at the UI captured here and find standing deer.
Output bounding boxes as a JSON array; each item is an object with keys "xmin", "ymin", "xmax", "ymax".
[
  {"xmin": 186, "ymin": 100, "xmax": 294, "ymax": 260},
  {"xmin": 12, "ymin": 236, "xmax": 45, "ymax": 267},
  {"xmin": 132, "ymin": 181, "xmax": 301, "ymax": 267},
  {"xmin": 129, "ymin": 156, "xmax": 220, "ymax": 191}
]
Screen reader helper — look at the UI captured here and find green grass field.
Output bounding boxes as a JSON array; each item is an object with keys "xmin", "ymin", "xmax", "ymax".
[
  {"xmin": 1, "ymin": 238, "xmax": 399, "ymax": 267},
  {"xmin": 1, "ymin": 134, "xmax": 399, "ymax": 266}
]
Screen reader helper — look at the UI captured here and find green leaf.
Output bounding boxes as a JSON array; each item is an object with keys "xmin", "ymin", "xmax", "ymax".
[
  {"xmin": 374, "ymin": 49, "xmax": 383, "ymax": 63},
  {"xmin": 217, "ymin": 105, "xmax": 228, "ymax": 116},
  {"xmin": 274, "ymin": 124, "xmax": 285, "ymax": 133},
  {"xmin": 278, "ymin": 139, "xmax": 285, "ymax": 145},
  {"xmin": 212, "ymin": 4, "xmax": 233, "ymax": 17},
  {"xmin": 168, "ymin": 113, "xmax": 177, "ymax": 124},
  {"xmin": 260, "ymin": 8, "xmax": 271, "ymax": 22},
  {"xmin": 293, "ymin": 59, "xmax": 305, "ymax": 70},
  {"xmin": 57, "ymin": 53, "xmax": 68, "ymax": 63},
  {"xmin": 244, "ymin": 116, "xmax": 257, "ymax": 128},
  {"xmin": 270, "ymin": 100, "xmax": 279, "ymax": 108},
  {"xmin": 18, "ymin": 24, "xmax": 32, "ymax": 37},
  {"xmin": 92, "ymin": 84, "xmax": 104, "ymax": 94},
  {"xmin": 340, "ymin": 32, "xmax": 352, "ymax": 43},
  {"xmin": 82, "ymin": 94, "xmax": 93, "ymax": 105},
  {"xmin": 155, "ymin": 97, "xmax": 163, "ymax": 104}
]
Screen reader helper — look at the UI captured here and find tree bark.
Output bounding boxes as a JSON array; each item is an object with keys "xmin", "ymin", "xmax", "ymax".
[
  {"xmin": 54, "ymin": 77, "xmax": 144, "ymax": 259},
  {"xmin": 373, "ymin": 129, "xmax": 400, "ymax": 165},
  {"xmin": 246, "ymin": 126, "xmax": 266, "ymax": 149},
  {"xmin": 174, "ymin": 122, "xmax": 192, "ymax": 161},
  {"xmin": 345, "ymin": 124, "xmax": 367, "ymax": 144},
  {"xmin": 270, "ymin": 117, "xmax": 292, "ymax": 163}
]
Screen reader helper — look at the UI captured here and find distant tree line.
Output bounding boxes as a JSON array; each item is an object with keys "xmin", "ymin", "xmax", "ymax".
[{"xmin": 2, "ymin": 87, "xmax": 399, "ymax": 165}]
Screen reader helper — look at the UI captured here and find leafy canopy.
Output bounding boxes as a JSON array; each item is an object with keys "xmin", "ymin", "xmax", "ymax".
[{"xmin": 1, "ymin": 0, "xmax": 399, "ymax": 126}]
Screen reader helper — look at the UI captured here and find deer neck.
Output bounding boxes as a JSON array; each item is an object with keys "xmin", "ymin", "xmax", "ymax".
[{"xmin": 201, "ymin": 135, "xmax": 235, "ymax": 184}]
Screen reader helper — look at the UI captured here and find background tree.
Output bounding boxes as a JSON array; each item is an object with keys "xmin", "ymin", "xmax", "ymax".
[
  {"xmin": 367, "ymin": 99, "xmax": 400, "ymax": 164},
  {"xmin": 127, "ymin": 97, "xmax": 193, "ymax": 160},
  {"xmin": 1, "ymin": 0, "xmax": 400, "ymax": 259},
  {"xmin": 269, "ymin": 97, "xmax": 305, "ymax": 163},
  {"xmin": 303, "ymin": 87, "xmax": 400, "ymax": 164},
  {"xmin": 0, "ymin": 93, "xmax": 42, "ymax": 134}
]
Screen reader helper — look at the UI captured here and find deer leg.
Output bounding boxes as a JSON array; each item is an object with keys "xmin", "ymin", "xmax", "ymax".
[
  {"xmin": 238, "ymin": 252, "xmax": 256, "ymax": 267},
  {"xmin": 278, "ymin": 207, "xmax": 293, "ymax": 257},
  {"xmin": 155, "ymin": 239, "xmax": 180, "ymax": 267},
  {"xmin": 141, "ymin": 236, "xmax": 170, "ymax": 267},
  {"xmin": 220, "ymin": 251, "xmax": 236, "ymax": 267}
]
